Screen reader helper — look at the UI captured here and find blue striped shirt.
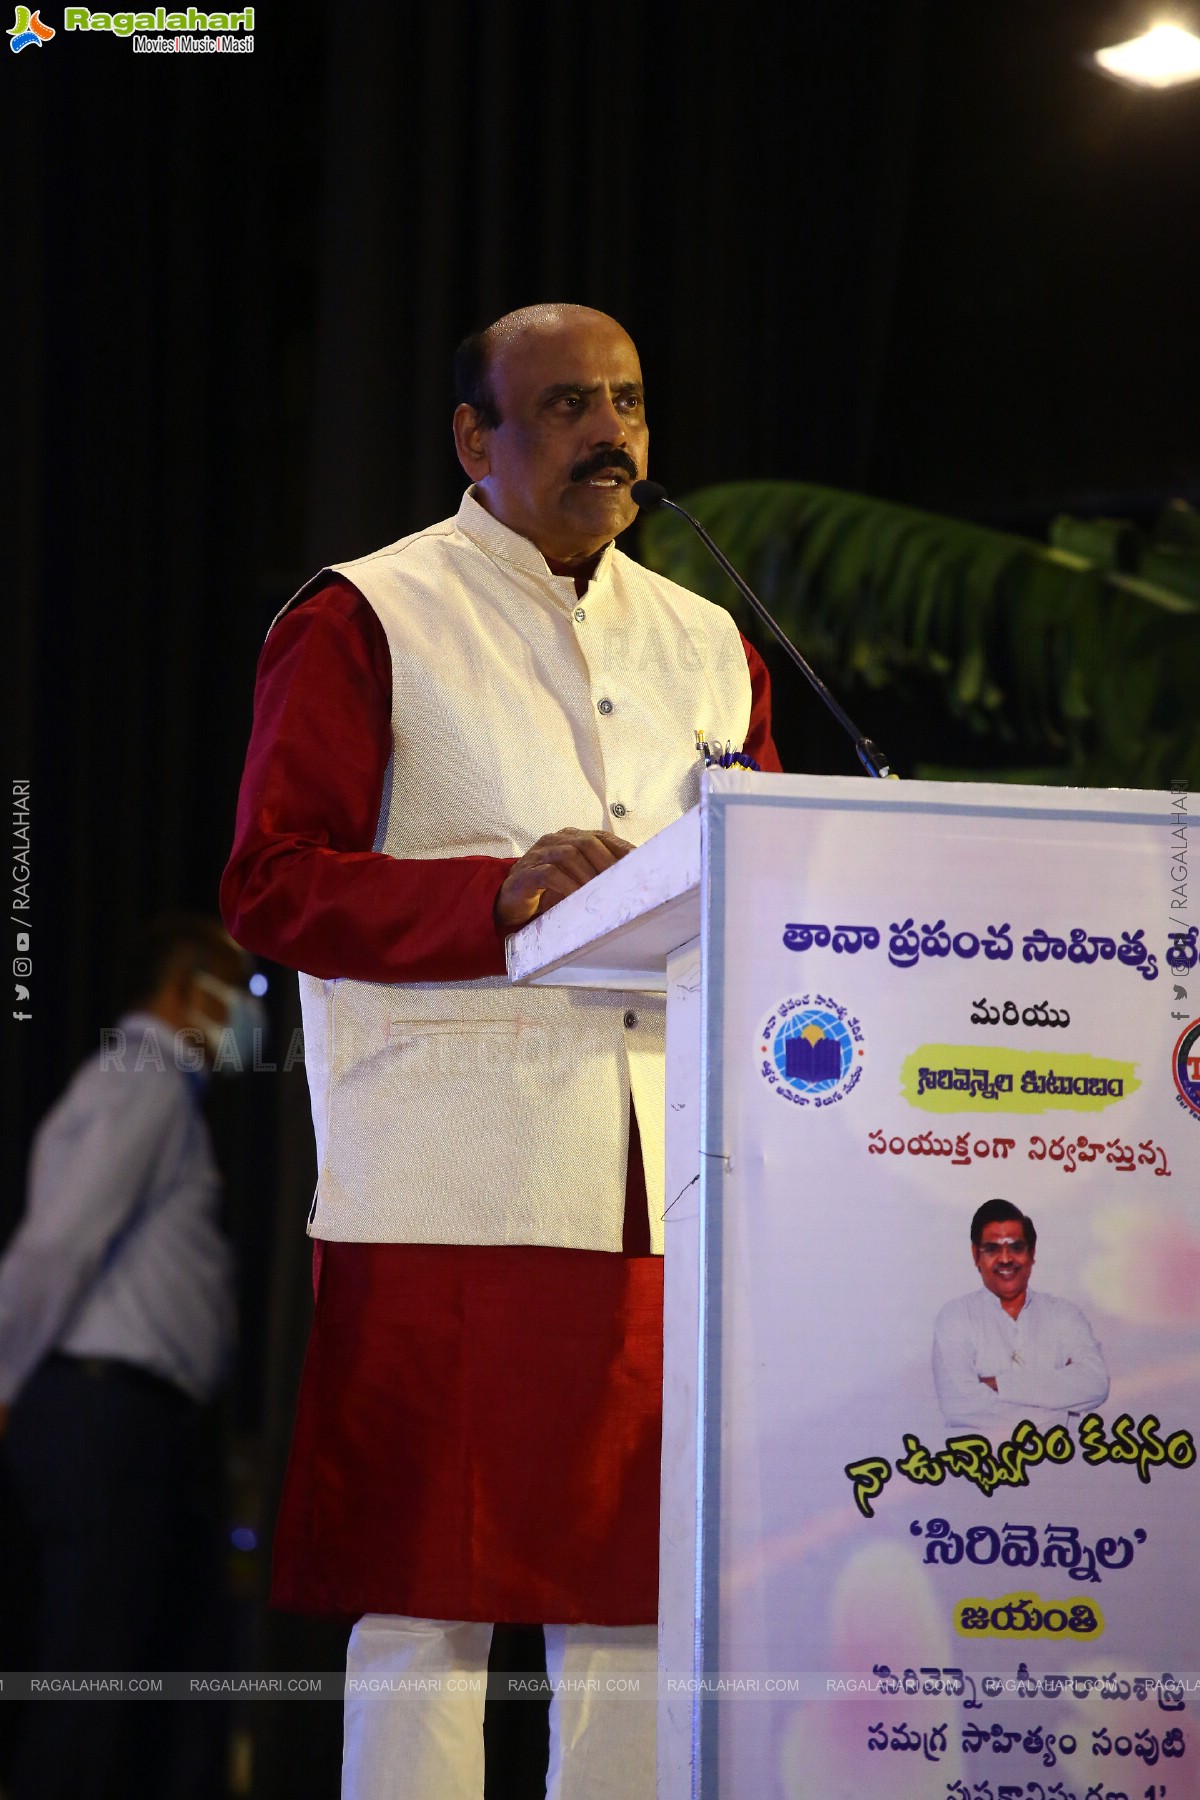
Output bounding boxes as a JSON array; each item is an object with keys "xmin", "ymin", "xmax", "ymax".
[{"xmin": 0, "ymin": 1015, "xmax": 236, "ymax": 1404}]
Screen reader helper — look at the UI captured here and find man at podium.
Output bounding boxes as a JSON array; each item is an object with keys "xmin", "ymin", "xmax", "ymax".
[{"xmin": 222, "ymin": 303, "xmax": 780, "ymax": 1799}]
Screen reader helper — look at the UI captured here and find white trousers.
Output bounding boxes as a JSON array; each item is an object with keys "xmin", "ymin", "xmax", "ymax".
[{"xmin": 342, "ymin": 1614, "xmax": 657, "ymax": 1800}]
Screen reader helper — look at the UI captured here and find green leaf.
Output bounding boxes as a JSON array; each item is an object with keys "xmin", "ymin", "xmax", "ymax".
[{"xmin": 636, "ymin": 481, "xmax": 1200, "ymax": 788}]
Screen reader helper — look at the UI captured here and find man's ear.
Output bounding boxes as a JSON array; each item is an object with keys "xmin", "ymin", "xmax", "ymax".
[{"xmin": 453, "ymin": 403, "xmax": 492, "ymax": 480}]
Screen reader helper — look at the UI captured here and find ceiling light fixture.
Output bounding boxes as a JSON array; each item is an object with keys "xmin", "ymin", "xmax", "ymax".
[{"xmin": 1091, "ymin": 21, "xmax": 1200, "ymax": 88}]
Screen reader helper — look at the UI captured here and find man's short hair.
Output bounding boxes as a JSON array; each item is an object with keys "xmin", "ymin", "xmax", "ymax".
[
  {"xmin": 453, "ymin": 328, "xmax": 501, "ymax": 429},
  {"xmin": 970, "ymin": 1197, "xmax": 1037, "ymax": 1253},
  {"xmin": 123, "ymin": 913, "xmax": 245, "ymax": 1008}
]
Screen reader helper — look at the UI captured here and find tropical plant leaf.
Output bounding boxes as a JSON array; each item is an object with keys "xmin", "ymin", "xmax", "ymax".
[{"xmin": 637, "ymin": 481, "xmax": 1199, "ymax": 787}]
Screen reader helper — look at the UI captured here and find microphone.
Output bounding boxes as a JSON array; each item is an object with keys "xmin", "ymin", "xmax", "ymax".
[{"xmin": 631, "ymin": 480, "xmax": 892, "ymax": 779}]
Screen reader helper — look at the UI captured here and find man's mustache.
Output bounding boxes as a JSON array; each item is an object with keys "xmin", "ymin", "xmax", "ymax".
[{"xmin": 570, "ymin": 449, "xmax": 639, "ymax": 484}]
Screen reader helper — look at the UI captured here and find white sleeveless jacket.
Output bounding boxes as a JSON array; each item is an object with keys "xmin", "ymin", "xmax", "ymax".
[{"xmin": 293, "ymin": 490, "xmax": 750, "ymax": 1252}]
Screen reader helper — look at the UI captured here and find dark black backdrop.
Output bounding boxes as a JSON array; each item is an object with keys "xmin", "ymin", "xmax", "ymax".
[{"xmin": 5, "ymin": 2, "xmax": 1199, "ymax": 1793}]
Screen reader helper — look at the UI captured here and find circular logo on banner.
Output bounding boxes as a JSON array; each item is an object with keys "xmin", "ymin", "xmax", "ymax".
[
  {"xmin": 759, "ymin": 994, "xmax": 864, "ymax": 1107},
  {"xmin": 1173, "ymin": 1017, "xmax": 1200, "ymax": 1122}
]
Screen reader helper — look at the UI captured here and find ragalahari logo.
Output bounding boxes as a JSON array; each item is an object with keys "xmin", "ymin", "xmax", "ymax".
[{"xmin": 8, "ymin": 6, "xmax": 55, "ymax": 49}]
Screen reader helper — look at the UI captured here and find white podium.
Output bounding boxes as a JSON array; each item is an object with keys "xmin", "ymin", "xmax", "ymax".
[{"xmin": 508, "ymin": 771, "xmax": 1198, "ymax": 1800}]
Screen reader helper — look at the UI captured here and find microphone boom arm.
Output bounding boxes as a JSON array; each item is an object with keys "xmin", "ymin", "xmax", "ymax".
[{"xmin": 647, "ymin": 491, "xmax": 891, "ymax": 779}]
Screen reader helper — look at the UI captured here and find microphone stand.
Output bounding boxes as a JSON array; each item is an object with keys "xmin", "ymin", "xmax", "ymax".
[{"xmin": 632, "ymin": 482, "xmax": 892, "ymax": 779}]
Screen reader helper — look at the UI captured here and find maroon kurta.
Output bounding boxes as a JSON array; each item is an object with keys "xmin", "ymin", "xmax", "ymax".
[{"xmin": 222, "ymin": 567, "xmax": 780, "ymax": 1622}]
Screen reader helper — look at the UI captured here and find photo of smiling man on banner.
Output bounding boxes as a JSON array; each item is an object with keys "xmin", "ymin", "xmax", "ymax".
[{"xmin": 933, "ymin": 1199, "xmax": 1110, "ymax": 1437}]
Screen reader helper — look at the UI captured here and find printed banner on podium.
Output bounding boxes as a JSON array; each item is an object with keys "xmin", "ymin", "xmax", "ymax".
[{"xmin": 702, "ymin": 773, "xmax": 1197, "ymax": 1800}]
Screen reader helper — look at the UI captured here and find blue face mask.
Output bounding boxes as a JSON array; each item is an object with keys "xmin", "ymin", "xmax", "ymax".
[{"xmin": 190, "ymin": 974, "xmax": 268, "ymax": 1075}]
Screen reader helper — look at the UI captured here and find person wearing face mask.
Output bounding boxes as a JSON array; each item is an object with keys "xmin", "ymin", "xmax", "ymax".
[
  {"xmin": 0, "ymin": 912, "xmax": 256, "ymax": 1800},
  {"xmin": 187, "ymin": 967, "xmax": 266, "ymax": 1069}
]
